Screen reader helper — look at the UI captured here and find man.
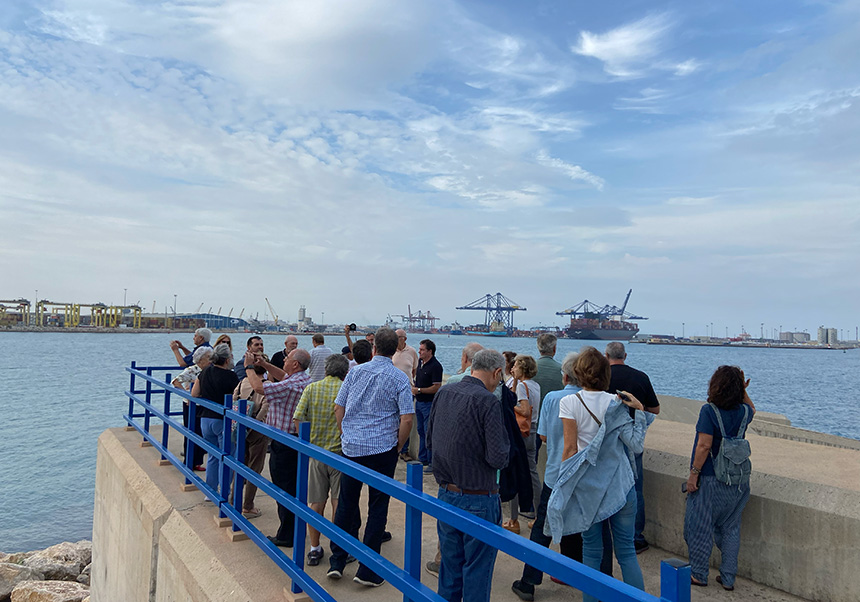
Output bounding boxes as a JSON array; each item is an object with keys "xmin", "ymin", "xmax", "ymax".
[
  {"xmin": 427, "ymin": 349, "xmax": 510, "ymax": 602},
  {"xmin": 169, "ymin": 327, "xmax": 212, "ymax": 367},
  {"xmin": 412, "ymin": 339, "xmax": 443, "ymax": 473},
  {"xmin": 234, "ymin": 335, "xmax": 264, "ymax": 380},
  {"xmin": 351, "ymin": 339, "xmax": 373, "ymax": 365},
  {"xmin": 392, "ymin": 329, "xmax": 419, "ymax": 383},
  {"xmin": 512, "ymin": 352, "xmax": 612, "ymax": 601},
  {"xmin": 244, "ymin": 347, "xmax": 312, "ymax": 548},
  {"xmin": 444, "ymin": 342, "xmax": 483, "ymax": 386},
  {"xmin": 293, "ymin": 354, "xmax": 349, "ymax": 566},
  {"xmin": 533, "ymin": 333, "xmax": 564, "ymax": 404},
  {"xmin": 270, "ymin": 335, "xmax": 299, "ymax": 371},
  {"xmin": 308, "ymin": 333, "xmax": 333, "ymax": 383},
  {"xmin": 605, "ymin": 341, "xmax": 660, "ymax": 554},
  {"xmin": 327, "ymin": 328, "xmax": 414, "ymax": 587}
]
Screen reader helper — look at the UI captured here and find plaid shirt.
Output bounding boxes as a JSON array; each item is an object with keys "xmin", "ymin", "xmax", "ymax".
[
  {"xmin": 293, "ymin": 375, "xmax": 343, "ymax": 452},
  {"xmin": 263, "ymin": 370, "xmax": 311, "ymax": 434}
]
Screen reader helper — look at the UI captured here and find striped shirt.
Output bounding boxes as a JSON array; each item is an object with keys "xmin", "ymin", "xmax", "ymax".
[
  {"xmin": 263, "ymin": 370, "xmax": 311, "ymax": 434},
  {"xmin": 335, "ymin": 356, "xmax": 414, "ymax": 457},
  {"xmin": 308, "ymin": 346, "xmax": 333, "ymax": 382},
  {"xmin": 293, "ymin": 375, "xmax": 343, "ymax": 452}
]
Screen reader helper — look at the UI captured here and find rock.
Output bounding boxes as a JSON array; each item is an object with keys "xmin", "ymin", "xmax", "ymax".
[
  {"xmin": 10, "ymin": 580, "xmax": 88, "ymax": 602},
  {"xmin": 74, "ymin": 565, "xmax": 89, "ymax": 587},
  {"xmin": 0, "ymin": 564, "xmax": 45, "ymax": 602},
  {"xmin": 0, "ymin": 553, "xmax": 34, "ymax": 566},
  {"xmin": 22, "ymin": 543, "xmax": 91, "ymax": 582}
]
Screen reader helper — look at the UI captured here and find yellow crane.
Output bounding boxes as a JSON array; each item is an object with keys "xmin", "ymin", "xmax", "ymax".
[
  {"xmin": 265, "ymin": 297, "xmax": 279, "ymax": 328},
  {"xmin": 238, "ymin": 308, "xmax": 245, "ymax": 319},
  {"xmin": 196, "ymin": 303, "xmax": 204, "ymax": 313}
]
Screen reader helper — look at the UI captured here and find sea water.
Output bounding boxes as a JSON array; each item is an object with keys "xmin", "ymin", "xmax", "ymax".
[{"xmin": 0, "ymin": 331, "xmax": 857, "ymax": 552}]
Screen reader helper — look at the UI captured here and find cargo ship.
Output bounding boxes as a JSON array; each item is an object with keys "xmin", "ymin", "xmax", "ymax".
[{"xmin": 556, "ymin": 290, "xmax": 646, "ymax": 341}]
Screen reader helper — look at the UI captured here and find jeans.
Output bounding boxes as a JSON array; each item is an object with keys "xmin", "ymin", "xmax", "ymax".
[
  {"xmin": 634, "ymin": 452, "xmax": 646, "ymax": 544},
  {"xmin": 269, "ymin": 438, "xmax": 298, "ymax": 542},
  {"xmin": 437, "ymin": 488, "xmax": 501, "ymax": 602},
  {"xmin": 200, "ymin": 418, "xmax": 223, "ymax": 492},
  {"xmin": 415, "ymin": 401, "xmax": 432, "ymax": 464},
  {"xmin": 582, "ymin": 487, "xmax": 644, "ymax": 602},
  {"xmin": 330, "ymin": 446, "xmax": 399, "ymax": 584},
  {"xmin": 521, "ymin": 484, "xmax": 613, "ymax": 586}
]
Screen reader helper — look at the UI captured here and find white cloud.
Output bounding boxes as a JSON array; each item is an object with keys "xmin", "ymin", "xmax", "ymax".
[
  {"xmin": 673, "ymin": 58, "xmax": 701, "ymax": 76},
  {"xmin": 535, "ymin": 151, "xmax": 605, "ymax": 190},
  {"xmin": 666, "ymin": 196, "xmax": 715, "ymax": 206},
  {"xmin": 573, "ymin": 14, "xmax": 672, "ymax": 78}
]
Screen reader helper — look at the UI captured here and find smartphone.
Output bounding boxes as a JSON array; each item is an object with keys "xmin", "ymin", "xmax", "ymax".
[
  {"xmin": 681, "ymin": 482, "xmax": 688, "ymax": 493},
  {"xmin": 617, "ymin": 392, "xmax": 630, "ymax": 402}
]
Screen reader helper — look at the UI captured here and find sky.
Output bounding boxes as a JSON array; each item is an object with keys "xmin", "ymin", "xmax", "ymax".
[{"xmin": 1, "ymin": 0, "xmax": 859, "ymax": 337}]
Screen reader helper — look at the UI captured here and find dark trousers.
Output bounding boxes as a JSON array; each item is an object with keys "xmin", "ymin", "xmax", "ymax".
[
  {"xmin": 269, "ymin": 438, "xmax": 298, "ymax": 542},
  {"xmin": 329, "ymin": 446, "xmax": 399, "ymax": 583},
  {"xmin": 634, "ymin": 452, "xmax": 646, "ymax": 544},
  {"xmin": 521, "ymin": 484, "xmax": 613, "ymax": 586},
  {"xmin": 182, "ymin": 402, "xmax": 205, "ymax": 466},
  {"xmin": 415, "ymin": 401, "xmax": 432, "ymax": 464}
]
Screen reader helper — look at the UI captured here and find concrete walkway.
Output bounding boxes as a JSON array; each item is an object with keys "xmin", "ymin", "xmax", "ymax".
[{"xmin": 128, "ymin": 424, "xmax": 809, "ymax": 602}]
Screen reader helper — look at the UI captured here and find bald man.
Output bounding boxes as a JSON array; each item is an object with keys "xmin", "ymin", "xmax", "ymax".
[
  {"xmin": 392, "ymin": 329, "xmax": 419, "ymax": 384},
  {"xmin": 271, "ymin": 335, "xmax": 299, "ymax": 371}
]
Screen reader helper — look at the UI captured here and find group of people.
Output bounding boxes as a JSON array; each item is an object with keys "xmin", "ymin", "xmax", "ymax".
[{"xmin": 169, "ymin": 326, "xmax": 755, "ymax": 601}]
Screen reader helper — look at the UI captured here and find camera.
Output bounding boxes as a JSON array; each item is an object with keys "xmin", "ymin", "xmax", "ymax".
[{"xmin": 349, "ymin": 323, "xmax": 357, "ymax": 332}]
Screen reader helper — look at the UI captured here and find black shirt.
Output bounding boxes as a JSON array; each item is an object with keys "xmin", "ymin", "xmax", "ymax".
[
  {"xmin": 415, "ymin": 356, "xmax": 443, "ymax": 403},
  {"xmin": 196, "ymin": 365, "xmax": 240, "ymax": 420},
  {"xmin": 427, "ymin": 376, "xmax": 510, "ymax": 491},
  {"xmin": 271, "ymin": 349, "xmax": 287, "ymax": 370},
  {"xmin": 608, "ymin": 364, "xmax": 659, "ymax": 417}
]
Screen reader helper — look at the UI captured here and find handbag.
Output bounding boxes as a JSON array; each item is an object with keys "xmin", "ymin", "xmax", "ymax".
[{"xmin": 513, "ymin": 380, "xmax": 532, "ymax": 438}]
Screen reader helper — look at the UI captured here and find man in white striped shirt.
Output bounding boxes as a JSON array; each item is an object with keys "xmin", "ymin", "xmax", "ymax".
[{"xmin": 308, "ymin": 333, "xmax": 333, "ymax": 383}]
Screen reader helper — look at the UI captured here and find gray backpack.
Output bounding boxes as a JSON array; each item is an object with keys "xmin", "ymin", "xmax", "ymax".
[{"xmin": 708, "ymin": 403, "xmax": 752, "ymax": 487}]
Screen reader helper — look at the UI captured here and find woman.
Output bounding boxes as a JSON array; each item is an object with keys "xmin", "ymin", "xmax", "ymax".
[
  {"xmin": 230, "ymin": 356, "xmax": 270, "ymax": 519},
  {"xmin": 192, "ymin": 343, "xmax": 240, "ymax": 491},
  {"xmin": 685, "ymin": 365, "xmax": 755, "ymax": 590},
  {"xmin": 214, "ymin": 334, "xmax": 232, "ymax": 350},
  {"xmin": 173, "ymin": 346, "xmax": 213, "ymax": 470},
  {"xmin": 551, "ymin": 346, "xmax": 648, "ymax": 602},
  {"xmin": 503, "ymin": 354, "xmax": 541, "ymax": 533}
]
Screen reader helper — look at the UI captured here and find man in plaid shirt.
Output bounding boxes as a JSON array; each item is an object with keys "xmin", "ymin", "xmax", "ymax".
[
  {"xmin": 244, "ymin": 347, "xmax": 311, "ymax": 548},
  {"xmin": 293, "ymin": 353, "xmax": 348, "ymax": 566}
]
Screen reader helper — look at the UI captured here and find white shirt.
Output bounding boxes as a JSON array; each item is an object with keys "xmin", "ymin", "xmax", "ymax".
[
  {"xmin": 558, "ymin": 390, "xmax": 615, "ymax": 452},
  {"xmin": 507, "ymin": 377, "xmax": 541, "ymax": 427}
]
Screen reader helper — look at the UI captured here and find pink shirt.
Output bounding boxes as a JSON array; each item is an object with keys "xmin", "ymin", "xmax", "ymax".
[{"xmin": 392, "ymin": 345, "xmax": 419, "ymax": 385}]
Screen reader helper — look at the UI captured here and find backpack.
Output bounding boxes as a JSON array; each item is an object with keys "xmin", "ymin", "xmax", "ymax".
[{"xmin": 708, "ymin": 403, "xmax": 752, "ymax": 487}]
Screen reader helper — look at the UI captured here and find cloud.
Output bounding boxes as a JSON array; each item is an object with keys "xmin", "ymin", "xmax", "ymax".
[
  {"xmin": 535, "ymin": 151, "xmax": 605, "ymax": 190},
  {"xmin": 666, "ymin": 196, "xmax": 715, "ymax": 206},
  {"xmin": 573, "ymin": 13, "xmax": 673, "ymax": 78}
]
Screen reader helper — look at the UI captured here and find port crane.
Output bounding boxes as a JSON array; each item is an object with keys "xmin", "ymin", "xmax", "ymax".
[
  {"xmin": 455, "ymin": 293, "xmax": 526, "ymax": 333},
  {"xmin": 265, "ymin": 298, "xmax": 280, "ymax": 328},
  {"xmin": 556, "ymin": 289, "xmax": 647, "ymax": 321},
  {"xmin": 395, "ymin": 305, "xmax": 439, "ymax": 332}
]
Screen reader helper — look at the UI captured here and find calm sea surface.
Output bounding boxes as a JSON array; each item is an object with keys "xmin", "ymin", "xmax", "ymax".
[{"xmin": 1, "ymin": 331, "xmax": 858, "ymax": 552}]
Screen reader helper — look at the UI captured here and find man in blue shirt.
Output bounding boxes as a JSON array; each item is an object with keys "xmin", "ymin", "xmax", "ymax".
[
  {"xmin": 327, "ymin": 327, "xmax": 414, "ymax": 587},
  {"xmin": 169, "ymin": 328, "xmax": 212, "ymax": 367},
  {"xmin": 512, "ymin": 352, "xmax": 612, "ymax": 601}
]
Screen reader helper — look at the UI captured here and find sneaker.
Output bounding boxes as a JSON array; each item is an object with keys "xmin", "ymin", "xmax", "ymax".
[
  {"xmin": 353, "ymin": 576, "xmax": 384, "ymax": 587},
  {"xmin": 634, "ymin": 540, "xmax": 650, "ymax": 554},
  {"xmin": 425, "ymin": 561, "xmax": 439, "ymax": 577},
  {"xmin": 242, "ymin": 509, "xmax": 262, "ymax": 519},
  {"xmin": 423, "ymin": 464, "xmax": 433, "ymax": 474},
  {"xmin": 346, "ymin": 554, "xmax": 357, "ymax": 564},
  {"xmin": 307, "ymin": 548, "xmax": 324, "ymax": 566},
  {"xmin": 381, "ymin": 531, "xmax": 392, "ymax": 543},
  {"xmin": 326, "ymin": 567, "xmax": 343, "ymax": 580},
  {"xmin": 511, "ymin": 580, "xmax": 535, "ymax": 601}
]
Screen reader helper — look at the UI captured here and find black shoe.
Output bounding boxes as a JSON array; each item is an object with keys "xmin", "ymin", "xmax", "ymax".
[
  {"xmin": 267, "ymin": 535, "xmax": 293, "ymax": 548},
  {"xmin": 634, "ymin": 539, "xmax": 649, "ymax": 554},
  {"xmin": 716, "ymin": 575, "xmax": 734, "ymax": 591},
  {"xmin": 307, "ymin": 548, "xmax": 324, "ymax": 566},
  {"xmin": 326, "ymin": 567, "xmax": 343, "ymax": 580},
  {"xmin": 511, "ymin": 580, "xmax": 535, "ymax": 601},
  {"xmin": 353, "ymin": 576, "xmax": 384, "ymax": 587},
  {"xmin": 346, "ymin": 554, "xmax": 357, "ymax": 564},
  {"xmin": 381, "ymin": 530, "xmax": 392, "ymax": 543}
]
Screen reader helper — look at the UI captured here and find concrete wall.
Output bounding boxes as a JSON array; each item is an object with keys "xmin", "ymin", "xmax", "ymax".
[{"xmin": 642, "ymin": 412, "xmax": 860, "ymax": 602}]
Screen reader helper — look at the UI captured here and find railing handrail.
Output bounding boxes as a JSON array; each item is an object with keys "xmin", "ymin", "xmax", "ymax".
[{"xmin": 124, "ymin": 363, "xmax": 690, "ymax": 602}]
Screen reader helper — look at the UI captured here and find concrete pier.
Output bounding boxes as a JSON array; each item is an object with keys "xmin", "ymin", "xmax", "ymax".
[{"xmin": 91, "ymin": 396, "xmax": 859, "ymax": 602}]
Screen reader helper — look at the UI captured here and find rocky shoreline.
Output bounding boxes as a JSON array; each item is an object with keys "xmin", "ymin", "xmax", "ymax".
[{"xmin": 0, "ymin": 541, "xmax": 91, "ymax": 602}]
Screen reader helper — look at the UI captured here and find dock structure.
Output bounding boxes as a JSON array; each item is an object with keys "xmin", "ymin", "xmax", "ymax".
[{"xmin": 455, "ymin": 292, "xmax": 526, "ymax": 334}]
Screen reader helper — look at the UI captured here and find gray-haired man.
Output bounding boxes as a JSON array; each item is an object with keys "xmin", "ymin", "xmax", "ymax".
[{"xmin": 170, "ymin": 327, "xmax": 212, "ymax": 368}]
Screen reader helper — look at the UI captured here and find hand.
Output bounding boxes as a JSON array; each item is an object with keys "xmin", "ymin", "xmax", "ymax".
[
  {"xmin": 411, "ymin": 386, "xmax": 419, "ymax": 396},
  {"xmin": 618, "ymin": 391, "xmax": 644, "ymax": 412},
  {"xmin": 244, "ymin": 351, "xmax": 256, "ymax": 368},
  {"xmin": 170, "ymin": 341, "xmax": 178, "ymax": 350},
  {"xmin": 686, "ymin": 473, "xmax": 699, "ymax": 493}
]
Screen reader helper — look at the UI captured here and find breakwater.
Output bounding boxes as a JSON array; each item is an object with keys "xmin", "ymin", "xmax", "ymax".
[{"xmin": 0, "ymin": 540, "xmax": 91, "ymax": 602}]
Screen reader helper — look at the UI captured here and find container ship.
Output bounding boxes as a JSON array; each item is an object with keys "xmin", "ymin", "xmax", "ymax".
[{"xmin": 556, "ymin": 290, "xmax": 646, "ymax": 341}]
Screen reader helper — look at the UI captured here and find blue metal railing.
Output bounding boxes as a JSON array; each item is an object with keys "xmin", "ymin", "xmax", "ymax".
[{"xmin": 124, "ymin": 363, "xmax": 691, "ymax": 602}]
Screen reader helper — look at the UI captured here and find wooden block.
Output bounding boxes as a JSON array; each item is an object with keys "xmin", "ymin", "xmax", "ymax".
[
  {"xmin": 180, "ymin": 483, "xmax": 198, "ymax": 492},
  {"xmin": 214, "ymin": 515, "xmax": 232, "ymax": 528},
  {"xmin": 283, "ymin": 586, "xmax": 312, "ymax": 602},
  {"xmin": 140, "ymin": 441, "xmax": 153, "ymax": 448},
  {"xmin": 124, "ymin": 426, "xmax": 135, "ymax": 431},
  {"xmin": 157, "ymin": 459, "xmax": 172, "ymax": 466},
  {"xmin": 227, "ymin": 529, "xmax": 249, "ymax": 542}
]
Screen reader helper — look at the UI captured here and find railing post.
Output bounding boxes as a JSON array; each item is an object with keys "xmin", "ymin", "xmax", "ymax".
[
  {"xmin": 404, "ymin": 462, "xmax": 423, "ymax": 602},
  {"xmin": 127, "ymin": 361, "xmax": 136, "ymax": 426},
  {"xmin": 292, "ymin": 421, "xmax": 311, "ymax": 595},
  {"xmin": 185, "ymin": 401, "xmax": 197, "ymax": 485},
  {"xmin": 161, "ymin": 374, "xmax": 172, "ymax": 462},
  {"xmin": 660, "ymin": 558, "xmax": 691, "ymax": 602},
  {"xmin": 232, "ymin": 398, "xmax": 248, "ymax": 532},
  {"xmin": 143, "ymin": 367, "xmax": 153, "ymax": 438},
  {"xmin": 219, "ymin": 394, "xmax": 233, "ymax": 520}
]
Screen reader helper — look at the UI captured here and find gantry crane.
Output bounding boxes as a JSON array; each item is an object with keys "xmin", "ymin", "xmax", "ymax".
[{"xmin": 455, "ymin": 293, "xmax": 526, "ymax": 333}]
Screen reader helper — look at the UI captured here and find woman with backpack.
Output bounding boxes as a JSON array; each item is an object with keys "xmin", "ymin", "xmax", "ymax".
[{"xmin": 685, "ymin": 365, "xmax": 756, "ymax": 590}]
